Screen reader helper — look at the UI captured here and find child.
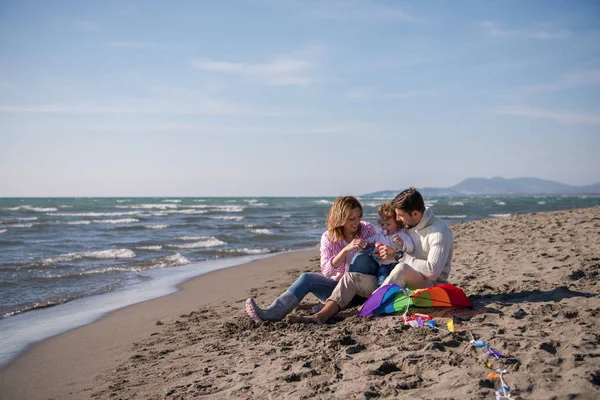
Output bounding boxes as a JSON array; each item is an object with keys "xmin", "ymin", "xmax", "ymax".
[{"xmin": 366, "ymin": 202, "xmax": 415, "ymax": 286}]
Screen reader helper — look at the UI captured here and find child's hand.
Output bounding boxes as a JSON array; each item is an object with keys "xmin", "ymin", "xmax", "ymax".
[
  {"xmin": 377, "ymin": 245, "xmax": 396, "ymax": 261},
  {"xmin": 392, "ymin": 235, "xmax": 404, "ymax": 247}
]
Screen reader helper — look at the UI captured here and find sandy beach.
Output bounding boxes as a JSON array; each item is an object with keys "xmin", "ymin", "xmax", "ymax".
[{"xmin": 1, "ymin": 206, "xmax": 599, "ymax": 399}]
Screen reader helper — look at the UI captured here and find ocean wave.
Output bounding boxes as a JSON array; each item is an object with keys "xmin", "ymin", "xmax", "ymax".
[
  {"xmin": 179, "ymin": 204, "xmax": 245, "ymax": 212},
  {"xmin": 59, "ymin": 205, "xmax": 73, "ymax": 208},
  {"xmin": 244, "ymin": 199, "xmax": 268, "ymax": 206},
  {"xmin": 213, "ymin": 205, "xmax": 245, "ymax": 212},
  {"xmin": 170, "ymin": 209, "xmax": 208, "ymax": 214},
  {"xmin": 167, "ymin": 238, "xmax": 226, "ymax": 249},
  {"xmin": 144, "ymin": 225, "xmax": 168, "ymax": 230},
  {"xmin": 494, "ymin": 201, "xmax": 506, "ymax": 206},
  {"xmin": 210, "ymin": 216, "xmax": 245, "ymax": 221},
  {"xmin": 220, "ymin": 247, "xmax": 275, "ymax": 255},
  {"xmin": 144, "ymin": 253, "xmax": 189, "ymax": 268},
  {"xmin": 33, "ymin": 266, "xmax": 144, "ymax": 279},
  {"xmin": 449, "ymin": 202, "xmax": 464, "ymax": 206},
  {"xmin": 115, "ymin": 204, "xmax": 178, "ymax": 210},
  {"xmin": 138, "ymin": 211, "xmax": 170, "ymax": 217},
  {"xmin": 41, "ymin": 249, "xmax": 136, "ymax": 264},
  {"xmin": 49, "ymin": 211, "xmax": 141, "ymax": 217},
  {"xmin": 313, "ymin": 200, "xmax": 333, "ymax": 205},
  {"xmin": 0, "ymin": 229, "xmax": 6, "ymax": 234},
  {"xmin": 1, "ymin": 283, "xmax": 121, "ymax": 319},
  {"xmin": 5, "ymin": 205, "xmax": 58, "ymax": 212},
  {"xmin": 178, "ymin": 236, "xmax": 209, "ymax": 241},
  {"xmin": 67, "ymin": 220, "xmax": 92, "ymax": 225},
  {"xmin": 162, "ymin": 199, "xmax": 181, "ymax": 203},
  {"xmin": 16, "ymin": 217, "xmax": 38, "ymax": 221},
  {"xmin": 93, "ymin": 218, "xmax": 139, "ymax": 224},
  {"xmin": 5, "ymin": 223, "xmax": 34, "ymax": 228},
  {"xmin": 193, "ymin": 199, "xmax": 206, "ymax": 202},
  {"xmin": 252, "ymin": 228, "xmax": 273, "ymax": 235},
  {"xmin": 116, "ymin": 199, "xmax": 132, "ymax": 203},
  {"xmin": 135, "ymin": 245, "xmax": 163, "ymax": 251},
  {"xmin": 490, "ymin": 213, "xmax": 511, "ymax": 218},
  {"xmin": 537, "ymin": 201, "xmax": 546, "ymax": 205},
  {"xmin": 438, "ymin": 215, "xmax": 468, "ymax": 219}
]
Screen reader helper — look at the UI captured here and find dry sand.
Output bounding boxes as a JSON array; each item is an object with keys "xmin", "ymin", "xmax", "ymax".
[{"xmin": 1, "ymin": 206, "xmax": 599, "ymax": 399}]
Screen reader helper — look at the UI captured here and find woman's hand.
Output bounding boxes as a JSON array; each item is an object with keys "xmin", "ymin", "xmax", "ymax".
[
  {"xmin": 375, "ymin": 245, "xmax": 396, "ymax": 261},
  {"xmin": 344, "ymin": 238, "xmax": 365, "ymax": 252}
]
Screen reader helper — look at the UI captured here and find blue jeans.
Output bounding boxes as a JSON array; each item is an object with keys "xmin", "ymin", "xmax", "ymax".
[
  {"xmin": 376, "ymin": 264, "xmax": 395, "ymax": 286},
  {"xmin": 288, "ymin": 250, "xmax": 379, "ymax": 302}
]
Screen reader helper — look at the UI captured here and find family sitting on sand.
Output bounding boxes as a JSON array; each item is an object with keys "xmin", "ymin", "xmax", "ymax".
[{"xmin": 246, "ymin": 187, "xmax": 453, "ymax": 324}]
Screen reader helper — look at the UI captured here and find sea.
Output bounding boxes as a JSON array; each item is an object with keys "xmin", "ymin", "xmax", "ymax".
[{"xmin": 1, "ymin": 195, "xmax": 599, "ymax": 366}]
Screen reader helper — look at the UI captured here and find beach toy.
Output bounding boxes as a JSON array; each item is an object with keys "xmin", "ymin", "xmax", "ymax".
[
  {"xmin": 358, "ymin": 283, "xmax": 472, "ymax": 317},
  {"xmin": 427, "ymin": 320, "xmax": 437, "ymax": 328},
  {"xmin": 486, "ymin": 348, "xmax": 503, "ymax": 358},
  {"xmin": 447, "ymin": 319, "xmax": 455, "ymax": 332}
]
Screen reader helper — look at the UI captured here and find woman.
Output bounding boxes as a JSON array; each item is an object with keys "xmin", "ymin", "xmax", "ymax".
[{"xmin": 246, "ymin": 196, "xmax": 378, "ymax": 323}]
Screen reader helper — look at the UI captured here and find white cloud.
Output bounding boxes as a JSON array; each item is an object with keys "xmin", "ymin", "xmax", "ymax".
[
  {"xmin": 477, "ymin": 21, "xmax": 570, "ymax": 40},
  {"xmin": 0, "ymin": 96, "xmax": 283, "ymax": 117},
  {"xmin": 192, "ymin": 57, "xmax": 315, "ymax": 86},
  {"xmin": 521, "ymin": 69, "xmax": 600, "ymax": 93},
  {"xmin": 343, "ymin": 86, "xmax": 443, "ymax": 101},
  {"xmin": 496, "ymin": 106, "xmax": 600, "ymax": 125},
  {"xmin": 80, "ymin": 122, "xmax": 356, "ymax": 135}
]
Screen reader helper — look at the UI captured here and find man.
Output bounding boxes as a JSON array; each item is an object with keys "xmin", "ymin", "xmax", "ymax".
[{"xmin": 287, "ymin": 187, "xmax": 453, "ymax": 325}]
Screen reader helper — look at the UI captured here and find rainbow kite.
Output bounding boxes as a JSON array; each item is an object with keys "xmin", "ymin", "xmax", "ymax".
[{"xmin": 358, "ymin": 283, "xmax": 472, "ymax": 317}]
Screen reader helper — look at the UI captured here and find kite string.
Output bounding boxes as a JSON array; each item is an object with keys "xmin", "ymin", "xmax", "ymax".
[{"xmin": 402, "ymin": 315, "xmax": 513, "ymax": 399}]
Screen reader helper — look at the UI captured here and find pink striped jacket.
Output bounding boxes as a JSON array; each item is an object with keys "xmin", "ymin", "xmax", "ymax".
[{"xmin": 320, "ymin": 221, "xmax": 377, "ymax": 281}]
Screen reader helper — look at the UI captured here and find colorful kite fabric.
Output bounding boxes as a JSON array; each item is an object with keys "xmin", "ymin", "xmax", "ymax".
[{"xmin": 358, "ymin": 283, "xmax": 472, "ymax": 317}]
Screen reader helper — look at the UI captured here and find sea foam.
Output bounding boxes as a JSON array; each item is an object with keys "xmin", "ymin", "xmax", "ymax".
[
  {"xmin": 167, "ymin": 238, "xmax": 226, "ymax": 249},
  {"xmin": 5, "ymin": 206, "xmax": 58, "ymax": 212},
  {"xmin": 41, "ymin": 249, "xmax": 136, "ymax": 264}
]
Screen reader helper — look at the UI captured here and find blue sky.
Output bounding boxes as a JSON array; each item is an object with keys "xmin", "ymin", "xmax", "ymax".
[{"xmin": 1, "ymin": 0, "xmax": 599, "ymax": 196}]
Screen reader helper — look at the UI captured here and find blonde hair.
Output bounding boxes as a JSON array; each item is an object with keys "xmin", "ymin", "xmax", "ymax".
[
  {"xmin": 327, "ymin": 196, "xmax": 363, "ymax": 242},
  {"xmin": 378, "ymin": 202, "xmax": 403, "ymax": 229}
]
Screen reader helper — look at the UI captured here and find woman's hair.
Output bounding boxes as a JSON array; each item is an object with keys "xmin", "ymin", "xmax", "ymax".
[
  {"xmin": 327, "ymin": 196, "xmax": 363, "ymax": 242},
  {"xmin": 377, "ymin": 202, "xmax": 402, "ymax": 228},
  {"xmin": 392, "ymin": 187, "xmax": 425, "ymax": 213}
]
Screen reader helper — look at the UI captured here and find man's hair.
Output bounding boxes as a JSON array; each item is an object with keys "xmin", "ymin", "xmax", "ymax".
[
  {"xmin": 377, "ymin": 202, "xmax": 399, "ymax": 226},
  {"xmin": 327, "ymin": 196, "xmax": 363, "ymax": 242},
  {"xmin": 392, "ymin": 187, "xmax": 425, "ymax": 213}
]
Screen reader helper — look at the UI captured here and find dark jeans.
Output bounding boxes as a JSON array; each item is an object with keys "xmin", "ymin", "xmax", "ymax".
[{"xmin": 288, "ymin": 250, "xmax": 379, "ymax": 302}]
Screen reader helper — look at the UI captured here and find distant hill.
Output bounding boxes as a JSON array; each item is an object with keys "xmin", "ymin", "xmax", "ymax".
[{"xmin": 362, "ymin": 177, "xmax": 600, "ymax": 197}]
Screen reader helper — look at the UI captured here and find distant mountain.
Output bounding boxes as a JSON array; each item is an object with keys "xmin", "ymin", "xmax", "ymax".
[{"xmin": 362, "ymin": 177, "xmax": 600, "ymax": 197}]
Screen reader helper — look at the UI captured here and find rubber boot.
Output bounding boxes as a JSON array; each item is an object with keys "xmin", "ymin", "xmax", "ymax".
[{"xmin": 246, "ymin": 291, "xmax": 299, "ymax": 323}]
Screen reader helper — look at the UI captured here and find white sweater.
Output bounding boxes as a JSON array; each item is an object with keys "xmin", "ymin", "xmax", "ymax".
[{"xmin": 403, "ymin": 208, "xmax": 453, "ymax": 283}]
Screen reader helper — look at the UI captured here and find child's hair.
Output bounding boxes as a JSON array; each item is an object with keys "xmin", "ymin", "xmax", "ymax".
[
  {"xmin": 377, "ymin": 202, "xmax": 402, "ymax": 228},
  {"xmin": 327, "ymin": 196, "xmax": 363, "ymax": 242}
]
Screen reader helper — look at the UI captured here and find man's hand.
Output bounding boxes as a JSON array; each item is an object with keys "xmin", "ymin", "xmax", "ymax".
[{"xmin": 374, "ymin": 245, "xmax": 396, "ymax": 261}]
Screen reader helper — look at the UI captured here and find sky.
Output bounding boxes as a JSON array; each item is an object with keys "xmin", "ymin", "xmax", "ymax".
[{"xmin": 0, "ymin": 0, "xmax": 599, "ymax": 197}]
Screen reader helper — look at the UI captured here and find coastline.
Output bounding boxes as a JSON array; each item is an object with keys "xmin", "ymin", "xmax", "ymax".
[
  {"xmin": 1, "ymin": 207, "xmax": 599, "ymax": 399},
  {"xmin": 0, "ymin": 248, "xmax": 320, "ymax": 399}
]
